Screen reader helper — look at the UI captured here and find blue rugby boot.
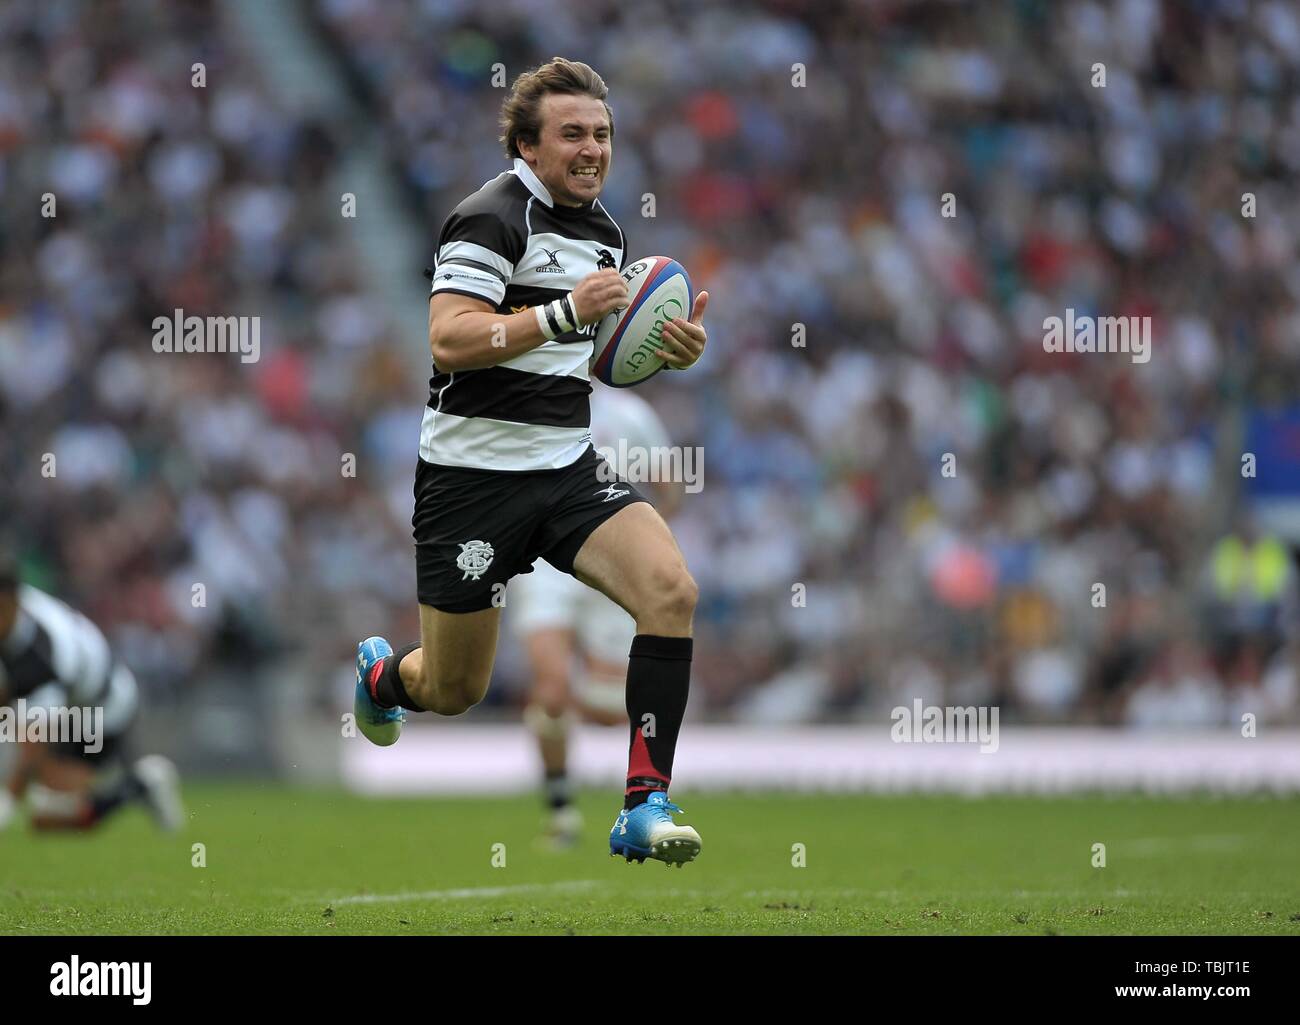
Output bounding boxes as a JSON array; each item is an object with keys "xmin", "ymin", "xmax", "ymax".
[
  {"xmin": 609, "ymin": 792, "xmax": 701, "ymax": 867},
  {"xmin": 355, "ymin": 636, "xmax": 406, "ymax": 746}
]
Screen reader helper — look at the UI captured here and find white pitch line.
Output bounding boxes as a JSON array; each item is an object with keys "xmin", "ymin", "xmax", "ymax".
[
  {"xmin": 312, "ymin": 880, "xmax": 601, "ymax": 906},
  {"xmin": 1126, "ymin": 834, "xmax": 1247, "ymax": 856}
]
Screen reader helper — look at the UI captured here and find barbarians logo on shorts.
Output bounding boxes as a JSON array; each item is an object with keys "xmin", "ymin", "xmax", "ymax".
[
  {"xmin": 456, "ymin": 540, "xmax": 495, "ymax": 580},
  {"xmin": 595, "ymin": 483, "xmax": 630, "ymax": 502}
]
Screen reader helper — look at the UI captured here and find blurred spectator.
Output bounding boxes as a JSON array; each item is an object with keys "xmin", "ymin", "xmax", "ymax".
[
  {"xmin": 1203, "ymin": 518, "xmax": 1294, "ymax": 653},
  {"xmin": 4, "ymin": 0, "xmax": 1300, "ymax": 728}
]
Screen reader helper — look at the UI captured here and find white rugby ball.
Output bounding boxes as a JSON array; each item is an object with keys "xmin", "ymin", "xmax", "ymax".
[{"xmin": 590, "ymin": 256, "xmax": 694, "ymax": 387}]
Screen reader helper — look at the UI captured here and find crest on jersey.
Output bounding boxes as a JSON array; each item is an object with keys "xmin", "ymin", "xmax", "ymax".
[
  {"xmin": 456, "ymin": 540, "xmax": 495, "ymax": 580},
  {"xmin": 596, "ymin": 248, "xmax": 616, "ymax": 270},
  {"xmin": 534, "ymin": 248, "xmax": 565, "ymax": 274}
]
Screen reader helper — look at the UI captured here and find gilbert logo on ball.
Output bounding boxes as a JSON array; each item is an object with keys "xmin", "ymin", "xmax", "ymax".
[{"xmin": 591, "ymin": 256, "xmax": 694, "ymax": 387}]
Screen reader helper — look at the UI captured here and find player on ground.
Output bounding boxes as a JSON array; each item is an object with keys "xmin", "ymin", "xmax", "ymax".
[
  {"xmin": 353, "ymin": 57, "xmax": 711, "ymax": 865},
  {"xmin": 0, "ymin": 546, "xmax": 183, "ymax": 833},
  {"xmin": 512, "ymin": 387, "xmax": 682, "ymax": 848}
]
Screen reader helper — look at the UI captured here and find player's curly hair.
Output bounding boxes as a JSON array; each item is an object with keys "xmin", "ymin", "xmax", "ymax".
[{"xmin": 499, "ymin": 57, "xmax": 613, "ymax": 159}]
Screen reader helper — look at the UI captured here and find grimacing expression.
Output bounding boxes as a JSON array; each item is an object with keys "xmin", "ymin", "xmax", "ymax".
[{"xmin": 519, "ymin": 93, "xmax": 611, "ymax": 207}]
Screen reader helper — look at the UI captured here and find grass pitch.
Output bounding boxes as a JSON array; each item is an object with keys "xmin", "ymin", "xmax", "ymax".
[{"xmin": 1, "ymin": 785, "xmax": 1298, "ymax": 935}]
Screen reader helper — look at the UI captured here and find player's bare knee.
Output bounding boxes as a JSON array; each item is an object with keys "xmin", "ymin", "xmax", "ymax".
[
  {"xmin": 641, "ymin": 566, "xmax": 698, "ymax": 629},
  {"xmin": 532, "ymin": 674, "xmax": 568, "ymax": 717},
  {"xmin": 426, "ymin": 692, "xmax": 471, "ymax": 716},
  {"xmin": 427, "ymin": 675, "xmax": 489, "ymax": 716},
  {"xmin": 665, "ymin": 567, "xmax": 699, "ymax": 616},
  {"xmin": 429, "ymin": 697, "xmax": 473, "ymax": 716},
  {"xmin": 537, "ymin": 690, "xmax": 568, "ymax": 719}
]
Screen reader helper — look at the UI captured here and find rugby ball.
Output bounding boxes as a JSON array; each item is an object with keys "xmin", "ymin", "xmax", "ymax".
[{"xmin": 591, "ymin": 256, "xmax": 694, "ymax": 387}]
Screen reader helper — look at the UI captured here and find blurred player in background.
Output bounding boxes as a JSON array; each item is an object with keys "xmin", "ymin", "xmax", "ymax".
[
  {"xmin": 0, "ymin": 545, "xmax": 183, "ymax": 833},
  {"xmin": 512, "ymin": 387, "xmax": 682, "ymax": 848}
]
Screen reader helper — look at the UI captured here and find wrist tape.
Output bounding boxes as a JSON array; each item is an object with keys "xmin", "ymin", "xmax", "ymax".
[{"xmin": 535, "ymin": 292, "xmax": 581, "ymax": 340}]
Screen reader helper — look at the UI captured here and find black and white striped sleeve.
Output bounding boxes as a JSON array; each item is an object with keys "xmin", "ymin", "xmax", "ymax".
[
  {"xmin": 430, "ymin": 207, "xmax": 522, "ymax": 307},
  {"xmin": 0, "ymin": 609, "xmax": 57, "ymax": 698}
]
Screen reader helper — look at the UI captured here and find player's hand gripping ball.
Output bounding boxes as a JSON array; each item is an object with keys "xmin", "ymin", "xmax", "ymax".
[{"xmin": 590, "ymin": 256, "xmax": 704, "ymax": 386}]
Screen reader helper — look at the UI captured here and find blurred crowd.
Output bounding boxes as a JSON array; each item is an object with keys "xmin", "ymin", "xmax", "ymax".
[
  {"xmin": 4, "ymin": 0, "xmax": 1300, "ymax": 730},
  {"xmin": 0, "ymin": 0, "xmax": 422, "ymax": 709}
]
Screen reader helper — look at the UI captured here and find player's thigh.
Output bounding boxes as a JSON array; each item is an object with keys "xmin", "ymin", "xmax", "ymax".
[
  {"xmin": 571, "ymin": 502, "xmax": 694, "ymax": 619},
  {"xmin": 417, "ymin": 603, "xmax": 502, "ymax": 702}
]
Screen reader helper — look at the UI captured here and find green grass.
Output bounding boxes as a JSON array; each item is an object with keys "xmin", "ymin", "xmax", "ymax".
[{"xmin": 1, "ymin": 785, "xmax": 1298, "ymax": 935}]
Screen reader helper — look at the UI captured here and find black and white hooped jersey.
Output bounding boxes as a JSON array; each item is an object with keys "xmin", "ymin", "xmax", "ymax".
[
  {"xmin": 0, "ymin": 585, "xmax": 136, "ymax": 732},
  {"xmin": 424, "ymin": 157, "xmax": 626, "ymax": 472}
]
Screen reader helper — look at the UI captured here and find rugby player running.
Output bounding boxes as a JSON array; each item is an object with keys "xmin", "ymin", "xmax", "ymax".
[{"xmin": 354, "ymin": 58, "xmax": 710, "ymax": 865}]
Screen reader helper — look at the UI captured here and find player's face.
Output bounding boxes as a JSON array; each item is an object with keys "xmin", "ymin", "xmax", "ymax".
[{"xmin": 521, "ymin": 92, "xmax": 611, "ymax": 207}]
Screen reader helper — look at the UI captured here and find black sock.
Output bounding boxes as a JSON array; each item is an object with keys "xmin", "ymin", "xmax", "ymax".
[
  {"xmin": 89, "ymin": 769, "xmax": 145, "ymax": 823},
  {"xmin": 623, "ymin": 634, "xmax": 692, "ymax": 809},
  {"xmin": 544, "ymin": 769, "xmax": 571, "ymax": 810},
  {"xmin": 371, "ymin": 642, "xmax": 422, "ymax": 712}
]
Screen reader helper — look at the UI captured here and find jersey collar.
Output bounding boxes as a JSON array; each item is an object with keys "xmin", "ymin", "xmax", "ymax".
[{"xmin": 512, "ymin": 157, "xmax": 554, "ymax": 208}]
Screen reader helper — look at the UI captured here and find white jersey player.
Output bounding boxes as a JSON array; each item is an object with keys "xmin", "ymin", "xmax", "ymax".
[{"xmin": 0, "ymin": 551, "xmax": 182, "ymax": 833}]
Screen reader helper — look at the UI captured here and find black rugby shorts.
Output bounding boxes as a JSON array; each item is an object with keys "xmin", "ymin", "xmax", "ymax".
[{"xmin": 412, "ymin": 444, "xmax": 649, "ymax": 613}]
